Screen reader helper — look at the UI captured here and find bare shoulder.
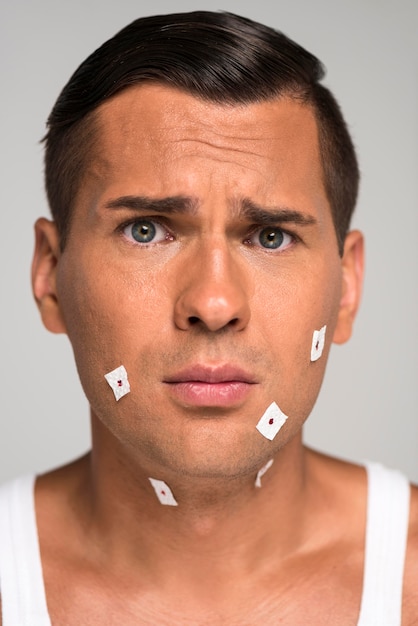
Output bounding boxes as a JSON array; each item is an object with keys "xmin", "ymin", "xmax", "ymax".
[
  {"xmin": 308, "ymin": 453, "xmax": 418, "ymax": 623},
  {"xmin": 35, "ymin": 453, "xmax": 91, "ymax": 521},
  {"xmin": 403, "ymin": 482, "xmax": 418, "ymax": 623}
]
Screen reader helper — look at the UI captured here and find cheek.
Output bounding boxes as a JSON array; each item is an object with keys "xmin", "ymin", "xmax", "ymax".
[
  {"xmin": 252, "ymin": 261, "xmax": 342, "ymax": 407},
  {"xmin": 55, "ymin": 259, "xmax": 172, "ymax": 448},
  {"xmin": 254, "ymin": 260, "xmax": 341, "ymax": 341},
  {"xmin": 56, "ymin": 255, "xmax": 166, "ymax": 394}
]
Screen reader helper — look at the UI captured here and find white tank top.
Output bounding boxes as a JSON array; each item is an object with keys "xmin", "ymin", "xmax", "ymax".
[{"xmin": 0, "ymin": 462, "xmax": 410, "ymax": 625}]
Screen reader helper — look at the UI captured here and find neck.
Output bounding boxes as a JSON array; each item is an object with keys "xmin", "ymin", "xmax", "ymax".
[{"xmin": 70, "ymin": 416, "xmax": 318, "ymax": 586}]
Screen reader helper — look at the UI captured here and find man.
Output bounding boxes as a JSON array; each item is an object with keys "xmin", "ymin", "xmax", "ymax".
[{"xmin": 0, "ymin": 10, "xmax": 416, "ymax": 625}]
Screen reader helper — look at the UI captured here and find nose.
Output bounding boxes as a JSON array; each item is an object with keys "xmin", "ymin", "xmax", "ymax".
[{"xmin": 173, "ymin": 241, "xmax": 251, "ymax": 332}]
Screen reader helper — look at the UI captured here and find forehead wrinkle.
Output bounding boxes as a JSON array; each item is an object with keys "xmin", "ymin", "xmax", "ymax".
[
  {"xmin": 170, "ymin": 137, "xmax": 275, "ymax": 174},
  {"xmin": 171, "ymin": 130, "xmax": 277, "ymax": 150}
]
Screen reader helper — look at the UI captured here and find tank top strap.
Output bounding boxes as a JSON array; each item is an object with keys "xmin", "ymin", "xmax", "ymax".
[
  {"xmin": 0, "ymin": 475, "xmax": 51, "ymax": 626},
  {"xmin": 357, "ymin": 462, "xmax": 410, "ymax": 626}
]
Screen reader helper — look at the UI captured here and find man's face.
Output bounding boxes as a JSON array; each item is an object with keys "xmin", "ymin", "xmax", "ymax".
[{"xmin": 41, "ymin": 85, "xmax": 351, "ymax": 477}]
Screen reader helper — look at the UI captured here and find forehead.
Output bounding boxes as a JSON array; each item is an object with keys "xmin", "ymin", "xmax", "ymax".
[
  {"xmin": 83, "ymin": 84, "xmax": 328, "ymax": 221},
  {"xmin": 94, "ymin": 84, "xmax": 319, "ymax": 158}
]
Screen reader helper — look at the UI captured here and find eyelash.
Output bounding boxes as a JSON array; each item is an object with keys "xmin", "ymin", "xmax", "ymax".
[{"xmin": 118, "ymin": 218, "xmax": 297, "ymax": 251}]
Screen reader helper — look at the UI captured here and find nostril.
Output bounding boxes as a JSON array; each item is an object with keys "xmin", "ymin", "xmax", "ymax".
[{"xmin": 187, "ymin": 315, "xmax": 240, "ymax": 328}]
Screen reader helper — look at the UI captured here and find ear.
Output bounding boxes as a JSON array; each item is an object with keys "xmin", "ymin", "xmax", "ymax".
[
  {"xmin": 31, "ymin": 218, "xmax": 67, "ymax": 334},
  {"xmin": 332, "ymin": 230, "xmax": 364, "ymax": 345}
]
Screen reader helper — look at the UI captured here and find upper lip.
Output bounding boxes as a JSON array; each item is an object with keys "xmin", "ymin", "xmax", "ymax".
[{"xmin": 164, "ymin": 364, "xmax": 258, "ymax": 384}]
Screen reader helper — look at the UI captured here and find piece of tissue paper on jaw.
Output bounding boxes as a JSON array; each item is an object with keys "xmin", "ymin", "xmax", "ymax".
[
  {"xmin": 255, "ymin": 458, "xmax": 274, "ymax": 488},
  {"xmin": 256, "ymin": 402, "xmax": 288, "ymax": 441},
  {"xmin": 148, "ymin": 478, "xmax": 178, "ymax": 506},
  {"xmin": 310, "ymin": 325, "xmax": 327, "ymax": 362},
  {"xmin": 104, "ymin": 365, "xmax": 130, "ymax": 401}
]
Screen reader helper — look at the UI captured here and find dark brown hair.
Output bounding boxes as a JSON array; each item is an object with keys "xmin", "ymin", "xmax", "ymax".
[{"xmin": 44, "ymin": 11, "xmax": 359, "ymax": 254}]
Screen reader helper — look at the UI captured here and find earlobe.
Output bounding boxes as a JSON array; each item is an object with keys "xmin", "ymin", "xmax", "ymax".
[
  {"xmin": 31, "ymin": 218, "xmax": 67, "ymax": 334},
  {"xmin": 332, "ymin": 230, "xmax": 364, "ymax": 345}
]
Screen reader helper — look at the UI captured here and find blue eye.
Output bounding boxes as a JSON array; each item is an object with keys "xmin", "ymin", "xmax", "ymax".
[
  {"xmin": 123, "ymin": 219, "xmax": 169, "ymax": 244},
  {"xmin": 131, "ymin": 221, "xmax": 156, "ymax": 243},
  {"xmin": 249, "ymin": 227, "xmax": 293, "ymax": 250}
]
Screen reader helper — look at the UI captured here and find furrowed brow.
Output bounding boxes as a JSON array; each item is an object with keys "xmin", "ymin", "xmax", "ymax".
[
  {"xmin": 241, "ymin": 199, "xmax": 317, "ymax": 226},
  {"xmin": 104, "ymin": 195, "xmax": 198, "ymax": 215}
]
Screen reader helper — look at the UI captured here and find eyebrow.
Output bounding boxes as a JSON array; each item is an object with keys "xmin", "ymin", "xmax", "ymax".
[
  {"xmin": 240, "ymin": 199, "xmax": 317, "ymax": 227},
  {"xmin": 104, "ymin": 195, "xmax": 198, "ymax": 215},
  {"xmin": 103, "ymin": 195, "xmax": 317, "ymax": 226}
]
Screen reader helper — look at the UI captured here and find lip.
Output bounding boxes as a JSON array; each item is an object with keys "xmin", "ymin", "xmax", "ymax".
[
  {"xmin": 164, "ymin": 364, "xmax": 257, "ymax": 385},
  {"xmin": 163, "ymin": 364, "xmax": 258, "ymax": 407}
]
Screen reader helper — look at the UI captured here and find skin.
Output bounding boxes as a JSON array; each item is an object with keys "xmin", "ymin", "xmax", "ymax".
[{"xmin": 25, "ymin": 85, "xmax": 417, "ymax": 624}]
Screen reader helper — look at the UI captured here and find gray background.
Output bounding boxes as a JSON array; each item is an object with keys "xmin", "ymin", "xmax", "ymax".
[{"xmin": 1, "ymin": 0, "xmax": 417, "ymax": 483}]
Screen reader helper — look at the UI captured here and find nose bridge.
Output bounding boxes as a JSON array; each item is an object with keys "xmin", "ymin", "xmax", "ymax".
[
  {"xmin": 202, "ymin": 235, "xmax": 233, "ymax": 282},
  {"xmin": 173, "ymin": 234, "xmax": 250, "ymax": 332}
]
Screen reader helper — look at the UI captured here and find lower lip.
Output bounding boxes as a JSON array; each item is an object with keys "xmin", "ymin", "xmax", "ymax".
[{"xmin": 165, "ymin": 381, "xmax": 254, "ymax": 407}]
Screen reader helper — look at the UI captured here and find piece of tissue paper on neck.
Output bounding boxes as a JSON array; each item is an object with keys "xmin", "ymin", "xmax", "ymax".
[
  {"xmin": 255, "ymin": 458, "xmax": 274, "ymax": 488},
  {"xmin": 148, "ymin": 478, "xmax": 178, "ymax": 506}
]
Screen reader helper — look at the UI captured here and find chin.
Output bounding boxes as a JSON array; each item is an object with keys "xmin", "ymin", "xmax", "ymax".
[{"xmin": 140, "ymin": 429, "xmax": 277, "ymax": 481}]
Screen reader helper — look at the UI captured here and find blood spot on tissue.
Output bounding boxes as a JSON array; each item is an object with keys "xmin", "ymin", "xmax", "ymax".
[
  {"xmin": 269, "ymin": 418, "xmax": 274, "ymax": 425},
  {"xmin": 117, "ymin": 380, "xmax": 123, "ymax": 386},
  {"xmin": 161, "ymin": 491, "xmax": 166, "ymax": 496}
]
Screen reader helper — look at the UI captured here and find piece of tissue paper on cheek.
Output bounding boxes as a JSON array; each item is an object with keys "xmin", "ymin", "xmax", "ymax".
[
  {"xmin": 310, "ymin": 325, "xmax": 327, "ymax": 362},
  {"xmin": 256, "ymin": 402, "xmax": 288, "ymax": 441},
  {"xmin": 255, "ymin": 458, "xmax": 274, "ymax": 488},
  {"xmin": 104, "ymin": 365, "xmax": 130, "ymax": 401},
  {"xmin": 148, "ymin": 478, "xmax": 178, "ymax": 506}
]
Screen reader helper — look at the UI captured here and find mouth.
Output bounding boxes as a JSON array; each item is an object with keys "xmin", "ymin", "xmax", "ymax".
[{"xmin": 163, "ymin": 364, "xmax": 258, "ymax": 408}]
